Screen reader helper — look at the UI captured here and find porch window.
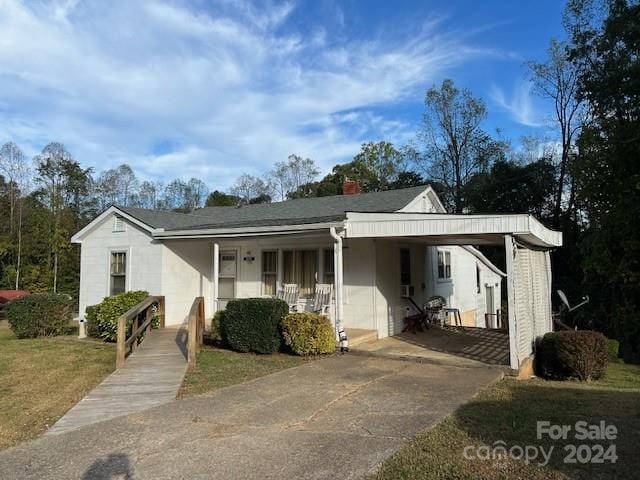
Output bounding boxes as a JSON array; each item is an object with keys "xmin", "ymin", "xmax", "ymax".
[
  {"xmin": 323, "ymin": 249, "xmax": 334, "ymax": 285},
  {"xmin": 283, "ymin": 250, "xmax": 317, "ymax": 298},
  {"xmin": 262, "ymin": 250, "xmax": 277, "ymax": 296},
  {"xmin": 400, "ymin": 248, "xmax": 411, "ymax": 285},
  {"xmin": 110, "ymin": 251, "xmax": 126, "ymax": 295},
  {"xmin": 437, "ymin": 250, "xmax": 451, "ymax": 280}
]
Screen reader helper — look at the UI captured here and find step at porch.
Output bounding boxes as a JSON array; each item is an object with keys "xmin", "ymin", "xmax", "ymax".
[{"xmin": 344, "ymin": 328, "xmax": 378, "ymax": 348}]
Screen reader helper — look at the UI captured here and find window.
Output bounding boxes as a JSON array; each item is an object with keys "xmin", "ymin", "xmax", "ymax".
[
  {"xmin": 323, "ymin": 249, "xmax": 334, "ymax": 285},
  {"xmin": 400, "ymin": 248, "xmax": 411, "ymax": 285},
  {"xmin": 110, "ymin": 252, "xmax": 126, "ymax": 295},
  {"xmin": 283, "ymin": 250, "xmax": 317, "ymax": 298},
  {"xmin": 476, "ymin": 265, "xmax": 481, "ymax": 293},
  {"xmin": 262, "ymin": 251, "xmax": 277, "ymax": 296},
  {"xmin": 437, "ymin": 250, "xmax": 451, "ymax": 280},
  {"xmin": 113, "ymin": 216, "xmax": 126, "ymax": 232}
]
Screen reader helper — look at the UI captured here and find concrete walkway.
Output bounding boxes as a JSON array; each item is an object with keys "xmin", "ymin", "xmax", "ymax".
[
  {"xmin": 46, "ymin": 327, "xmax": 188, "ymax": 435},
  {"xmin": 0, "ymin": 355, "xmax": 501, "ymax": 479},
  {"xmin": 353, "ymin": 327, "xmax": 510, "ymax": 368}
]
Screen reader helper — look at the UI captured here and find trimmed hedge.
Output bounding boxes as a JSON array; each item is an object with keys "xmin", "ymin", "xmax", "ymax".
[
  {"xmin": 85, "ymin": 291, "xmax": 149, "ymax": 342},
  {"xmin": 6, "ymin": 293, "xmax": 72, "ymax": 338},
  {"xmin": 537, "ymin": 330, "xmax": 608, "ymax": 381},
  {"xmin": 281, "ymin": 312, "xmax": 335, "ymax": 356},
  {"xmin": 220, "ymin": 298, "xmax": 288, "ymax": 353}
]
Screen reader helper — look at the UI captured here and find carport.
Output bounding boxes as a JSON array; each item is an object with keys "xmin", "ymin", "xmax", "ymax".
[{"xmin": 342, "ymin": 211, "xmax": 563, "ymax": 370}]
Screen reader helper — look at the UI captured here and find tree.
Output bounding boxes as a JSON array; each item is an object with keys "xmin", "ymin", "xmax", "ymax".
[
  {"xmin": 33, "ymin": 143, "xmax": 91, "ymax": 293},
  {"xmin": 206, "ymin": 190, "xmax": 239, "ymax": 207},
  {"xmin": 0, "ymin": 142, "xmax": 31, "ymax": 289},
  {"xmin": 184, "ymin": 178, "xmax": 208, "ymax": 211},
  {"xmin": 138, "ymin": 180, "xmax": 164, "ymax": 209},
  {"xmin": 417, "ymin": 79, "xmax": 500, "ymax": 212},
  {"xmin": 229, "ymin": 174, "xmax": 271, "ymax": 204},
  {"xmin": 528, "ymin": 38, "xmax": 584, "ymax": 227},
  {"xmin": 269, "ymin": 155, "xmax": 319, "ymax": 201},
  {"xmin": 464, "ymin": 158, "xmax": 556, "ymax": 217},
  {"xmin": 0, "ymin": 142, "xmax": 29, "ymax": 232},
  {"xmin": 290, "ymin": 141, "xmax": 415, "ymax": 198},
  {"xmin": 564, "ymin": 0, "xmax": 640, "ymax": 361}
]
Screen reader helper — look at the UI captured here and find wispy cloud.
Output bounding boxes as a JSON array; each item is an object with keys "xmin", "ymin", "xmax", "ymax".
[
  {"xmin": 489, "ymin": 80, "xmax": 544, "ymax": 128},
  {"xmin": 0, "ymin": 0, "xmax": 497, "ymax": 188}
]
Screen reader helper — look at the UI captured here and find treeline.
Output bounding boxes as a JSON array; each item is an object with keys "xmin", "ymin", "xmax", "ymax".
[{"xmin": 1, "ymin": 0, "xmax": 638, "ymax": 360}]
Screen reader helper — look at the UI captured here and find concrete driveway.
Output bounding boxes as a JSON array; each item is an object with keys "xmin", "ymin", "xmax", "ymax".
[{"xmin": 0, "ymin": 355, "xmax": 501, "ymax": 479}]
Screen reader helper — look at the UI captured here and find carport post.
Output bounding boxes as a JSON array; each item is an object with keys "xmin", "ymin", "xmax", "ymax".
[{"xmin": 504, "ymin": 235, "xmax": 519, "ymax": 370}]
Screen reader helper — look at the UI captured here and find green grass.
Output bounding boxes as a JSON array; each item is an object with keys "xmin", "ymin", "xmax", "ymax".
[
  {"xmin": 179, "ymin": 342, "xmax": 308, "ymax": 398},
  {"xmin": 0, "ymin": 321, "xmax": 115, "ymax": 450},
  {"xmin": 372, "ymin": 362, "xmax": 640, "ymax": 480}
]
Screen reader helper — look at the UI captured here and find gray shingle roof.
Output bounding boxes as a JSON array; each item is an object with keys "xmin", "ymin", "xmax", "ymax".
[{"xmin": 118, "ymin": 185, "xmax": 428, "ymax": 231}]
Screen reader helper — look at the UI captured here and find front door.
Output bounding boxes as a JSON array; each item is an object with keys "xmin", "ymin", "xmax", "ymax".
[
  {"xmin": 218, "ymin": 251, "xmax": 237, "ymax": 310},
  {"xmin": 486, "ymin": 285, "xmax": 495, "ymax": 327}
]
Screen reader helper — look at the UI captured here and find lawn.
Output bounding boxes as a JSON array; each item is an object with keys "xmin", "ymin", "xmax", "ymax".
[
  {"xmin": 373, "ymin": 362, "xmax": 640, "ymax": 480},
  {"xmin": 0, "ymin": 321, "xmax": 115, "ymax": 450},
  {"xmin": 179, "ymin": 341, "xmax": 308, "ymax": 398}
]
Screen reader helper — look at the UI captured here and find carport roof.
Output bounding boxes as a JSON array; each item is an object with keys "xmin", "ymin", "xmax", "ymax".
[{"xmin": 344, "ymin": 212, "xmax": 562, "ymax": 248}]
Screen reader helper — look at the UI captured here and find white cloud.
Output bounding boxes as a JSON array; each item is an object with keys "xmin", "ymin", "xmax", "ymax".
[
  {"xmin": 0, "ymin": 0, "xmax": 496, "ymax": 189},
  {"xmin": 489, "ymin": 81, "xmax": 544, "ymax": 128}
]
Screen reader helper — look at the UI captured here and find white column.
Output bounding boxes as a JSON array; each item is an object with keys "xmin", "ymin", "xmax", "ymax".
[
  {"xmin": 213, "ymin": 242, "xmax": 220, "ymax": 315},
  {"xmin": 330, "ymin": 227, "xmax": 348, "ymax": 351},
  {"xmin": 505, "ymin": 235, "xmax": 518, "ymax": 369}
]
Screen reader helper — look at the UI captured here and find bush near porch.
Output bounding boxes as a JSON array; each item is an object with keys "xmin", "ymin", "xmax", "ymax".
[
  {"xmin": 85, "ymin": 290, "xmax": 149, "ymax": 342},
  {"xmin": 5, "ymin": 293, "xmax": 73, "ymax": 338},
  {"xmin": 537, "ymin": 330, "xmax": 609, "ymax": 381},
  {"xmin": 281, "ymin": 312, "xmax": 335, "ymax": 356},
  {"xmin": 221, "ymin": 298, "xmax": 288, "ymax": 354}
]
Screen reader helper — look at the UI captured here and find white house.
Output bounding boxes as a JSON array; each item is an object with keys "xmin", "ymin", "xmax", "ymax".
[{"xmin": 72, "ymin": 185, "xmax": 562, "ymax": 370}]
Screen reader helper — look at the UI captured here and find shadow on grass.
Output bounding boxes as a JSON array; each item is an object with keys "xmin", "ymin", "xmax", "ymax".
[{"xmin": 451, "ymin": 380, "xmax": 640, "ymax": 479}]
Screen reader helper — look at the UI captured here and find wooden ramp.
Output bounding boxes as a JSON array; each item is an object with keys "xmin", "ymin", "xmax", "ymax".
[{"xmin": 46, "ymin": 327, "xmax": 188, "ymax": 436}]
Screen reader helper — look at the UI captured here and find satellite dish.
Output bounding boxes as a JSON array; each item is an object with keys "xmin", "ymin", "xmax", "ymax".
[
  {"xmin": 557, "ymin": 290, "xmax": 571, "ymax": 310},
  {"xmin": 557, "ymin": 289, "xmax": 589, "ymax": 312}
]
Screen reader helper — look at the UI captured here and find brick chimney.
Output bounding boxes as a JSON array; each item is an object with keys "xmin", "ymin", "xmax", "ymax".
[{"xmin": 342, "ymin": 179, "xmax": 361, "ymax": 195}]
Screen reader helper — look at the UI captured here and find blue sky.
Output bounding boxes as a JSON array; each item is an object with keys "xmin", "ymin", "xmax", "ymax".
[{"xmin": 0, "ymin": 0, "xmax": 566, "ymax": 190}]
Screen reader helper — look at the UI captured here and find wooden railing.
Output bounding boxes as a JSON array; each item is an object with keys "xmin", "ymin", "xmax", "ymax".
[
  {"xmin": 187, "ymin": 296, "xmax": 205, "ymax": 365},
  {"xmin": 116, "ymin": 295, "xmax": 165, "ymax": 368},
  {"xmin": 484, "ymin": 310, "xmax": 507, "ymax": 330}
]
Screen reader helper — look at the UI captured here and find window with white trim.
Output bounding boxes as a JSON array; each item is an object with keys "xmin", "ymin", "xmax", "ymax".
[
  {"xmin": 110, "ymin": 252, "xmax": 127, "ymax": 295},
  {"xmin": 437, "ymin": 250, "xmax": 451, "ymax": 280},
  {"xmin": 262, "ymin": 250, "xmax": 277, "ymax": 296},
  {"xmin": 283, "ymin": 249, "xmax": 317, "ymax": 298},
  {"xmin": 323, "ymin": 249, "xmax": 334, "ymax": 285}
]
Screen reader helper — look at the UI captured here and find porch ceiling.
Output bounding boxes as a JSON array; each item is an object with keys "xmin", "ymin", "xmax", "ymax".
[{"xmin": 344, "ymin": 212, "xmax": 562, "ymax": 249}]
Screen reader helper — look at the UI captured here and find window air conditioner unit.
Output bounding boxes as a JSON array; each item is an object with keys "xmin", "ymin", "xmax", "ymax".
[{"xmin": 401, "ymin": 285, "xmax": 414, "ymax": 298}]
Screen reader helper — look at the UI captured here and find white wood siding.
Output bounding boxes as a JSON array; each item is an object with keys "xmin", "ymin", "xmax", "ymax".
[{"xmin": 78, "ymin": 213, "xmax": 162, "ymax": 319}]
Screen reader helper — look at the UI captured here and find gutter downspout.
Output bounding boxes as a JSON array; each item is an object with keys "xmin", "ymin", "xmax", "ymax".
[{"xmin": 330, "ymin": 227, "xmax": 348, "ymax": 352}]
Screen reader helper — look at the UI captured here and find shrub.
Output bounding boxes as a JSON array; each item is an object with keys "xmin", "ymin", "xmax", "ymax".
[
  {"xmin": 220, "ymin": 298, "xmax": 288, "ymax": 353},
  {"xmin": 6, "ymin": 293, "xmax": 72, "ymax": 338},
  {"xmin": 210, "ymin": 310, "xmax": 224, "ymax": 343},
  {"xmin": 281, "ymin": 312, "xmax": 335, "ymax": 356},
  {"xmin": 607, "ymin": 338, "xmax": 620, "ymax": 362},
  {"xmin": 537, "ymin": 330, "xmax": 608, "ymax": 381},
  {"xmin": 85, "ymin": 291, "xmax": 149, "ymax": 342}
]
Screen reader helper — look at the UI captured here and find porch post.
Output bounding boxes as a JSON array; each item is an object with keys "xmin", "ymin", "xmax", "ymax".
[
  {"xmin": 213, "ymin": 241, "xmax": 220, "ymax": 315},
  {"xmin": 329, "ymin": 227, "xmax": 348, "ymax": 352},
  {"xmin": 504, "ymin": 235, "xmax": 519, "ymax": 369}
]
